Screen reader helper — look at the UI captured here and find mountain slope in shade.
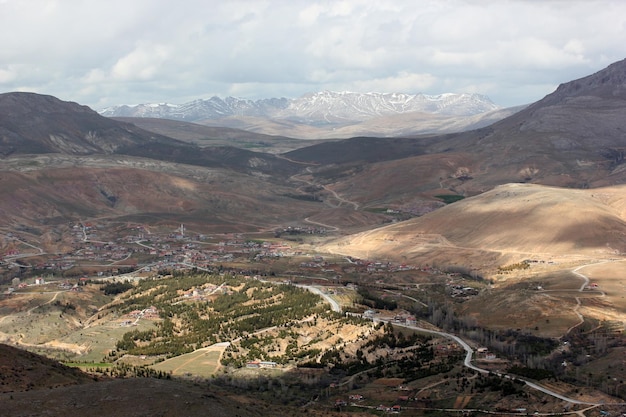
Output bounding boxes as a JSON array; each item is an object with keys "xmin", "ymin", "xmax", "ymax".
[
  {"xmin": 0, "ymin": 92, "xmax": 302, "ymax": 178},
  {"xmin": 0, "ymin": 92, "xmax": 158, "ymax": 156},
  {"xmin": 0, "ymin": 343, "xmax": 93, "ymax": 392},
  {"xmin": 0, "ymin": 344, "xmax": 302, "ymax": 417},
  {"xmin": 1, "ymin": 376, "xmax": 307, "ymax": 417}
]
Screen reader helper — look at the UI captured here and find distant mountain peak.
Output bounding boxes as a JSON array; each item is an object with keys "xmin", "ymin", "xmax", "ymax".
[{"xmin": 99, "ymin": 91, "xmax": 500, "ymax": 123}]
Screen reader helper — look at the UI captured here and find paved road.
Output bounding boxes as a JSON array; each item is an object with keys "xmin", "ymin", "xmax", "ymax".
[
  {"xmin": 299, "ymin": 283, "xmax": 606, "ymax": 406},
  {"xmin": 297, "ymin": 285, "xmax": 342, "ymax": 313},
  {"xmin": 387, "ymin": 321, "xmax": 605, "ymax": 406}
]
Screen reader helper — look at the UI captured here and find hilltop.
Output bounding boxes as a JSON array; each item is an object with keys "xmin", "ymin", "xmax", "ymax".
[{"xmin": 321, "ymin": 183, "xmax": 626, "ymax": 268}]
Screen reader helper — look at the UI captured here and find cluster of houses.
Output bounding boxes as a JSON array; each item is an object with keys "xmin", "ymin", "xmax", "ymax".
[
  {"xmin": 1, "ymin": 222, "xmax": 304, "ymax": 279},
  {"xmin": 3, "ymin": 275, "xmax": 90, "ymax": 295},
  {"xmin": 119, "ymin": 306, "xmax": 159, "ymax": 326},
  {"xmin": 2, "ymin": 218, "xmax": 443, "ymax": 291},
  {"xmin": 391, "ymin": 312, "xmax": 418, "ymax": 326},
  {"xmin": 273, "ymin": 225, "xmax": 328, "ymax": 236},
  {"xmin": 180, "ymin": 284, "xmax": 231, "ymax": 301},
  {"xmin": 475, "ymin": 347, "xmax": 498, "ymax": 361},
  {"xmin": 245, "ymin": 360, "xmax": 278, "ymax": 369},
  {"xmin": 361, "ymin": 309, "xmax": 417, "ymax": 327},
  {"xmin": 448, "ymin": 283, "xmax": 479, "ymax": 298}
]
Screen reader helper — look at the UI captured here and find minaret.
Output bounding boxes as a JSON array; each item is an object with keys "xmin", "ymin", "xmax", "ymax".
[{"xmin": 180, "ymin": 224, "xmax": 184, "ymax": 238}]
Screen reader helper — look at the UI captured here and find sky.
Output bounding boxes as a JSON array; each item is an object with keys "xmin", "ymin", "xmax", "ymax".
[{"xmin": 1, "ymin": 0, "xmax": 625, "ymax": 110}]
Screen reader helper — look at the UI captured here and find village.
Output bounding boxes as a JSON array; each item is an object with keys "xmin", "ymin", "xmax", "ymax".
[
  {"xmin": 3, "ymin": 223, "xmax": 604, "ymax": 415},
  {"xmin": 0, "ymin": 221, "xmax": 309, "ymax": 285},
  {"xmin": 0, "ymin": 220, "xmax": 473, "ymax": 298}
]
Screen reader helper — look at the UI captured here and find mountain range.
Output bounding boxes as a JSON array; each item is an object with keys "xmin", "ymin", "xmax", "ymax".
[
  {"xmin": 2, "ymin": 57, "xmax": 626, "ymax": 413},
  {"xmin": 100, "ymin": 91, "xmax": 513, "ymax": 139},
  {"xmin": 1, "ymin": 58, "xmax": 626, "ymax": 246}
]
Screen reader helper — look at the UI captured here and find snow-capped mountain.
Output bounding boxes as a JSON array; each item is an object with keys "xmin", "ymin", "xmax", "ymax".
[
  {"xmin": 99, "ymin": 91, "xmax": 499, "ymax": 123},
  {"xmin": 282, "ymin": 91, "xmax": 498, "ymax": 122}
]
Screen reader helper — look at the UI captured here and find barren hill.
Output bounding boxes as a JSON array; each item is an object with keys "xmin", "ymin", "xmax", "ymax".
[
  {"xmin": 0, "ymin": 159, "xmax": 324, "ymax": 239},
  {"xmin": 321, "ymin": 183, "xmax": 626, "ymax": 269}
]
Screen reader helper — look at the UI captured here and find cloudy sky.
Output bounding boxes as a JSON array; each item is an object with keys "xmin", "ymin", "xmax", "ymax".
[{"xmin": 1, "ymin": 0, "xmax": 625, "ymax": 110}]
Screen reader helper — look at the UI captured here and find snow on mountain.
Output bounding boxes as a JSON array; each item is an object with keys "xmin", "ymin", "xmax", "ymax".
[{"xmin": 99, "ymin": 92, "xmax": 499, "ymax": 124}]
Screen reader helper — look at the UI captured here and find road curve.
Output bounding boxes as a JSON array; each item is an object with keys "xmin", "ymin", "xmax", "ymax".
[
  {"xmin": 297, "ymin": 285, "xmax": 342, "ymax": 313},
  {"xmin": 297, "ymin": 282, "xmax": 606, "ymax": 405},
  {"xmin": 388, "ymin": 321, "xmax": 603, "ymax": 406}
]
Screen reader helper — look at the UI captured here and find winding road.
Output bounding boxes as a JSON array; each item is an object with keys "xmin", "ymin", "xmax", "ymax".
[
  {"xmin": 382, "ymin": 321, "xmax": 605, "ymax": 407},
  {"xmin": 565, "ymin": 261, "xmax": 609, "ymax": 335},
  {"xmin": 307, "ymin": 281, "xmax": 613, "ymax": 408}
]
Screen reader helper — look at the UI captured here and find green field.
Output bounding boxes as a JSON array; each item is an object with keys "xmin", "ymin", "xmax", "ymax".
[
  {"xmin": 59, "ymin": 321, "xmax": 158, "ymax": 363},
  {"xmin": 151, "ymin": 347, "xmax": 223, "ymax": 377},
  {"xmin": 65, "ymin": 362, "xmax": 112, "ymax": 369}
]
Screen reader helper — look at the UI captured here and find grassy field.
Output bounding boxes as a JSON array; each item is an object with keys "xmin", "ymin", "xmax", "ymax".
[
  {"xmin": 65, "ymin": 362, "xmax": 113, "ymax": 370},
  {"xmin": 60, "ymin": 321, "xmax": 158, "ymax": 363},
  {"xmin": 151, "ymin": 346, "xmax": 225, "ymax": 377}
]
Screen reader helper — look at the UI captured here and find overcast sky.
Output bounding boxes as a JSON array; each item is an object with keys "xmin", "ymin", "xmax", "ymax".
[{"xmin": 1, "ymin": 0, "xmax": 625, "ymax": 110}]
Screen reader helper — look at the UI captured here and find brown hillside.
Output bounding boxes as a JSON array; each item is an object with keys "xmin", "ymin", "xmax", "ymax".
[
  {"xmin": 0, "ymin": 343, "xmax": 93, "ymax": 392},
  {"xmin": 0, "ymin": 160, "xmax": 322, "ymax": 236},
  {"xmin": 321, "ymin": 183, "xmax": 626, "ymax": 269}
]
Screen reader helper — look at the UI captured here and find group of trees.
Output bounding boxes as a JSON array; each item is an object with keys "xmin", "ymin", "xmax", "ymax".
[
  {"xmin": 497, "ymin": 262, "xmax": 530, "ymax": 273},
  {"xmin": 357, "ymin": 287, "xmax": 398, "ymax": 310},
  {"xmin": 101, "ymin": 281, "xmax": 133, "ymax": 295},
  {"xmin": 111, "ymin": 272, "xmax": 330, "ymax": 358},
  {"xmin": 425, "ymin": 300, "xmax": 563, "ymax": 377}
]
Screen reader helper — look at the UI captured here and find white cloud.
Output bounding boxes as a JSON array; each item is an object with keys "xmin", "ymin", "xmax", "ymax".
[
  {"xmin": 0, "ymin": 0, "xmax": 624, "ymax": 108},
  {"xmin": 111, "ymin": 43, "xmax": 172, "ymax": 81},
  {"xmin": 0, "ymin": 66, "xmax": 17, "ymax": 83},
  {"xmin": 350, "ymin": 72, "xmax": 438, "ymax": 93}
]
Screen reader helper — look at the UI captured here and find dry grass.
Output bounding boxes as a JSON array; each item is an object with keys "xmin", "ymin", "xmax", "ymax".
[
  {"xmin": 319, "ymin": 183, "xmax": 626, "ymax": 338},
  {"xmin": 322, "ymin": 183, "xmax": 626, "ymax": 268},
  {"xmin": 151, "ymin": 347, "xmax": 224, "ymax": 377}
]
